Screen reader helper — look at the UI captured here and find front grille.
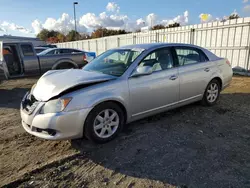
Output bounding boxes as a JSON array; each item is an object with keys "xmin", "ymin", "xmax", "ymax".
[{"xmin": 22, "ymin": 94, "xmax": 39, "ymax": 114}]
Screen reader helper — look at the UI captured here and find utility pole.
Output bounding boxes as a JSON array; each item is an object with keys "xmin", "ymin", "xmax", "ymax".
[{"xmin": 73, "ymin": 2, "xmax": 78, "ymax": 40}]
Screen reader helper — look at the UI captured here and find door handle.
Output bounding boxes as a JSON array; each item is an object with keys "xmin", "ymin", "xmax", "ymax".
[
  {"xmin": 169, "ymin": 75, "xmax": 178, "ymax": 80},
  {"xmin": 204, "ymin": 68, "xmax": 210, "ymax": 72}
]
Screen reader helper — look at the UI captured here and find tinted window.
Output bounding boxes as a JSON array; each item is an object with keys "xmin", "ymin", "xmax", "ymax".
[
  {"xmin": 175, "ymin": 47, "xmax": 208, "ymax": 66},
  {"xmin": 59, "ymin": 49, "xmax": 73, "ymax": 54},
  {"xmin": 138, "ymin": 48, "xmax": 174, "ymax": 72},
  {"xmin": 35, "ymin": 49, "xmax": 45, "ymax": 54},
  {"xmin": 73, "ymin": 49, "xmax": 82, "ymax": 53},
  {"xmin": 46, "ymin": 49, "xmax": 60, "ymax": 55},
  {"xmin": 21, "ymin": 45, "xmax": 34, "ymax": 56}
]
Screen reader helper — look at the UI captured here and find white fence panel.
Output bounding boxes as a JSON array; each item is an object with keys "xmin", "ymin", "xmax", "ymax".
[{"xmin": 56, "ymin": 17, "xmax": 250, "ymax": 70}]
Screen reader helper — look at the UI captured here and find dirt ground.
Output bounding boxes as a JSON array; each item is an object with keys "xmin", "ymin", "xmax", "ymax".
[{"xmin": 0, "ymin": 76, "xmax": 250, "ymax": 188}]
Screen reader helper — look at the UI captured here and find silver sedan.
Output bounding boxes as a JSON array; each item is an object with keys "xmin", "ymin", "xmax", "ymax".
[{"xmin": 20, "ymin": 43, "xmax": 233, "ymax": 143}]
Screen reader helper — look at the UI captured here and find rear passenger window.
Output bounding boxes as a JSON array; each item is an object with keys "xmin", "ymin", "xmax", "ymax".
[
  {"xmin": 21, "ymin": 45, "xmax": 34, "ymax": 56},
  {"xmin": 60, "ymin": 49, "xmax": 72, "ymax": 54},
  {"xmin": 175, "ymin": 47, "xmax": 208, "ymax": 66}
]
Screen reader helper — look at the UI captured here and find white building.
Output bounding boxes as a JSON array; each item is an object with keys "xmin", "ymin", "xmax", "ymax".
[{"xmin": 0, "ymin": 35, "xmax": 46, "ymax": 47}]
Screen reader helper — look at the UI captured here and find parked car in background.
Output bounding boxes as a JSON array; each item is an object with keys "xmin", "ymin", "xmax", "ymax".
[
  {"xmin": 38, "ymin": 48, "xmax": 96, "ymax": 63},
  {"xmin": 20, "ymin": 43, "xmax": 233, "ymax": 143},
  {"xmin": 0, "ymin": 42, "xmax": 96, "ymax": 79},
  {"xmin": 34, "ymin": 47, "xmax": 49, "ymax": 54}
]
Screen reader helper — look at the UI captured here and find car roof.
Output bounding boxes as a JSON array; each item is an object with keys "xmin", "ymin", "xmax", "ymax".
[
  {"xmin": 54, "ymin": 48, "xmax": 83, "ymax": 51},
  {"xmin": 117, "ymin": 43, "xmax": 219, "ymax": 61},
  {"xmin": 117, "ymin": 43, "xmax": 205, "ymax": 50}
]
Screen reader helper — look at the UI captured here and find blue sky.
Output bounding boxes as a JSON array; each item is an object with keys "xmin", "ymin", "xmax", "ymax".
[{"xmin": 0, "ymin": 0, "xmax": 249, "ymax": 37}]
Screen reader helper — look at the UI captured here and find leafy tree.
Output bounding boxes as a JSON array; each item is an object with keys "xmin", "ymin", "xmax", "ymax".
[
  {"xmin": 37, "ymin": 29, "xmax": 60, "ymax": 41},
  {"xmin": 152, "ymin": 24, "xmax": 166, "ymax": 30},
  {"xmin": 167, "ymin": 22, "xmax": 180, "ymax": 28},
  {"xmin": 47, "ymin": 37, "xmax": 59, "ymax": 43},
  {"xmin": 66, "ymin": 30, "xmax": 80, "ymax": 41},
  {"xmin": 48, "ymin": 30, "xmax": 60, "ymax": 38},
  {"xmin": 57, "ymin": 33, "xmax": 66, "ymax": 42},
  {"xmin": 79, "ymin": 33, "xmax": 91, "ymax": 40},
  {"xmin": 37, "ymin": 29, "xmax": 50, "ymax": 41},
  {"xmin": 91, "ymin": 27, "xmax": 129, "ymax": 38},
  {"xmin": 228, "ymin": 14, "xmax": 240, "ymax": 20}
]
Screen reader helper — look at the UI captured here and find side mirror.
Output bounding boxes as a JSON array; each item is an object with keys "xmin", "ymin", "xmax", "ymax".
[{"xmin": 131, "ymin": 66, "xmax": 153, "ymax": 77}]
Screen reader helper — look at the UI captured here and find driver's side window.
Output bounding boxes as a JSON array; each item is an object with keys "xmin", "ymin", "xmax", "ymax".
[{"xmin": 138, "ymin": 48, "xmax": 174, "ymax": 72}]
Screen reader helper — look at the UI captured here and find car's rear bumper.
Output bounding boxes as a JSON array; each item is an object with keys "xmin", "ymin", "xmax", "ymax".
[{"xmin": 20, "ymin": 93, "xmax": 92, "ymax": 140}]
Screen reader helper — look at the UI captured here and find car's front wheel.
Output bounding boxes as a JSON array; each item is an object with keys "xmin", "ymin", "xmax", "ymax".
[
  {"xmin": 202, "ymin": 79, "xmax": 221, "ymax": 106},
  {"xmin": 84, "ymin": 102, "xmax": 124, "ymax": 143}
]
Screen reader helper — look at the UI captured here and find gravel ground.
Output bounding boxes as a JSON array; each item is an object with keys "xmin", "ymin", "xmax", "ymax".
[{"xmin": 0, "ymin": 76, "xmax": 250, "ymax": 188}]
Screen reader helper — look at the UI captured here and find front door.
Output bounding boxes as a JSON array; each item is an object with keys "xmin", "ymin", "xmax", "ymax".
[{"xmin": 128, "ymin": 47, "xmax": 179, "ymax": 117}]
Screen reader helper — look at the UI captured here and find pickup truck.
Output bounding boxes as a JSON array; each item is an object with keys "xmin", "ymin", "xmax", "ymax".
[{"xmin": 0, "ymin": 42, "xmax": 96, "ymax": 79}]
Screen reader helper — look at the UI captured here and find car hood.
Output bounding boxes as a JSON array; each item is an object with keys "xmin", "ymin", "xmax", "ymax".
[{"xmin": 32, "ymin": 69, "xmax": 116, "ymax": 101}]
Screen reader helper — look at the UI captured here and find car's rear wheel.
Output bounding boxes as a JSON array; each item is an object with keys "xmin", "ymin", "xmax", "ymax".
[
  {"xmin": 202, "ymin": 79, "xmax": 220, "ymax": 106},
  {"xmin": 84, "ymin": 102, "xmax": 124, "ymax": 143}
]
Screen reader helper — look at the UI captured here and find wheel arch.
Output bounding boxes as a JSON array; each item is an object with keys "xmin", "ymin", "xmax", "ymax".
[
  {"xmin": 52, "ymin": 59, "xmax": 78, "ymax": 69},
  {"xmin": 210, "ymin": 76, "xmax": 223, "ymax": 90},
  {"xmin": 89, "ymin": 99, "xmax": 128, "ymax": 124}
]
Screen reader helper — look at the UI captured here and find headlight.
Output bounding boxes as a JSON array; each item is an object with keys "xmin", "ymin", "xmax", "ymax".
[{"xmin": 40, "ymin": 97, "xmax": 72, "ymax": 114}]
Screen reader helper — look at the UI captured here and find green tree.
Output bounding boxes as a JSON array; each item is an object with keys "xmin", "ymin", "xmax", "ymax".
[
  {"xmin": 66, "ymin": 30, "xmax": 80, "ymax": 41},
  {"xmin": 48, "ymin": 30, "xmax": 60, "ymax": 38},
  {"xmin": 91, "ymin": 27, "xmax": 129, "ymax": 38},
  {"xmin": 228, "ymin": 14, "xmax": 240, "ymax": 20},
  {"xmin": 152, "ymin": 24, "xmax": 166, "ymax": 30},
  {"xmin": 37, "ymin": 29, "xmax": 50, "ymax": 41},
  {"xmin": 57, "ymin": 33, "xmax": 66, "ymax": 42},
  {"xmin": 167, "ymin": 22, "xmax": 180, "ymax": 28},
  {"xmin": 37, "ymin": 29, "xmax": 60, "ymax": 41}
]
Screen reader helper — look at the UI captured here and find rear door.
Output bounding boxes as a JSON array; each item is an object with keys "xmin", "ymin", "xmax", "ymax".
[
  {"xmin": 20, "ymin": 43, "xmax": 40, "ymax": 75},
  {"xmin": 174, "ymin": 46, "xmax": 214, "ymax": 101}
]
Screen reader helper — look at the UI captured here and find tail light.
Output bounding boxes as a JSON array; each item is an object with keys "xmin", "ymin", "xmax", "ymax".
[
  {"xmin": 226, "ymin": 60, "xmax": 231, "ymax": 67},
  {"xmin": 83, "ymin": 54, "xmax": 87, "ymax": 62}
]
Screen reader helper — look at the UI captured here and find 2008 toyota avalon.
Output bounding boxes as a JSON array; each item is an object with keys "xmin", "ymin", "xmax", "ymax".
[{"xmin": 20, "ymin": 43, "xmax": 233, "ymax": 143}]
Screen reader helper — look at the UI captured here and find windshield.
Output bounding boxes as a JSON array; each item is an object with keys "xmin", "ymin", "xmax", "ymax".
[{"xmin": 83, "ymin": 49, "xmax": 144, "ymax": 76}]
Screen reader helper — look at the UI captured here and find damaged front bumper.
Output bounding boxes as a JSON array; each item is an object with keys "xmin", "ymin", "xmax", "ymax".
[{"xmin": 20, "ymin": 92, "xmax": 92, "ymax": 140}]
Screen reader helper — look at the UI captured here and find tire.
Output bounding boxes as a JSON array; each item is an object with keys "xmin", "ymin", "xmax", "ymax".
[
  {"xmin": 201, "ymin": 79, "xmax": 221, "ymax": 106},
  {"xmin": 56, "ymin": 63, "xmax": 76, "ymax": 70},
  {"xmin": 84, "ymin": 102, "xmax": 125, "ymax": 143}
]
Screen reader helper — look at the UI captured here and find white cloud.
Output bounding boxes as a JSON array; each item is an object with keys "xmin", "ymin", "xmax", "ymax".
[
  {"xmin": 31, "ymin": 19, "xmax": 43, "ymax": 34},
  {"xmin": 1, "ymin": 21, "xmax": 32, "ymax": 34},
  {"xmin": 79, "ymin": 13, "xmax": 101, "ymax": 28},
  {"xmin": 106, "ymin": 2, "xmax": 120, "ymax": 12},
  {"xmin": 32, "ymin": 13, "xmax": 87, "ymax": 34},
  {"xmin": 136, "ymin": 18, "xmax": 145, "ymax": 26},
  {"xmin": 29, "ymin": 3, "xmax": 190, "ymax": 34},
  {"xmin": 161, "ymin": 11, "xmax": 189, "ymax": 26},
  {"xmin": 146, "ymin": 13, "xmax": 157, "ymax": 27},
  {"xmin": 243, "ymin": 0, "xmax": 248, "ymax": 3},
  {"xmin": 243, "ymin": 5, "xmax": 250, "ymax": 12},
  {"xmin": 79, "ymin": 12, "xmax": 128, "ymax": 29}
]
